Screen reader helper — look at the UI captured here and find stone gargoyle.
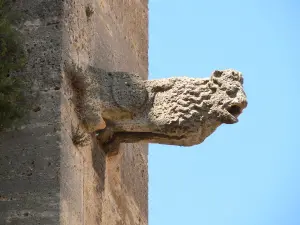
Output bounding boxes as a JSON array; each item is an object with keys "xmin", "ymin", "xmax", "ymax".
[{"xmin": 65, "ymin": 63, "xmax": 247, "ymax": 154}]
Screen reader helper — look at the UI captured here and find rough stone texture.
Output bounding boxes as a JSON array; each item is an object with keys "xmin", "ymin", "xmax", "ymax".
[
  {"xmin": 0, "ymin": 1, "xmax": 63, "ymax": 224},
  {"xmin": 0, "ymin": 0, "xmax": 148, "ymax": 225},
  {"xmin": 65, "ymin": 65, "xmax": 247, "ymax": 154}
]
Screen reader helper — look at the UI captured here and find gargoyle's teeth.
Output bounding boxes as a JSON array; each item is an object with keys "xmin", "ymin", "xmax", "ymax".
[{"xmin": 227, "ymin": 105, "xmax": 242, "ymax": 117}]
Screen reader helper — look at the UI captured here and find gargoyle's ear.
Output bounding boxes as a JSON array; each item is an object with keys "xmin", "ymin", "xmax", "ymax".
[{"xmin": 212, "ymin": 70, "xmax": 223, "ymax": 77}]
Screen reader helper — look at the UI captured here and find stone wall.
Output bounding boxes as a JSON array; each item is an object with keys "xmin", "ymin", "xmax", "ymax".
[{"xmin": 0, "ymin": 0, "xmax": 148, "ymax": 224}]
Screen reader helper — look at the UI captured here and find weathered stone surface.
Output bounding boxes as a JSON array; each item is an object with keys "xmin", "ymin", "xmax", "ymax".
[
  {"xmin": 65, "ymin": 65, "xmax": 247, "ymax": 154},
  {"xmin": 0, "ymin": 0, "xmax": 62, "ymax": 224},
  {"xmin": 61, "ymin": 0, "xmax": 148, "ymax": 224},
  {"xmin": 1, "ymin": 0, "xmax": 148, "ymax": 225}
]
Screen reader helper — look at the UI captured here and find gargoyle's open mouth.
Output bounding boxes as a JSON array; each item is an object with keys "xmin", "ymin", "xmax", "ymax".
[
  {"xmin": 227, "ymin": 105, "xmax": 242, "ymax": 118},
  {"xmin": 223, "ymin": 102, "xmax": 247, "ymax": 124}
]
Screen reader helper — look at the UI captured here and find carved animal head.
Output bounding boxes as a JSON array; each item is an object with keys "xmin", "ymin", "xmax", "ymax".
[
  {"xmin": 147, "ymin": 69, "xmax": 247, "ymax": 146},
  {"xmin": 207, "ymin": 69, "xmax": 247, "ymax": 125}
]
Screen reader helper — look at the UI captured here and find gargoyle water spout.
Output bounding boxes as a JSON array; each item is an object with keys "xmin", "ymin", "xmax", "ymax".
[{"xmin": 65, "ymin": 63, "xmax": 247, "ymax": 154}]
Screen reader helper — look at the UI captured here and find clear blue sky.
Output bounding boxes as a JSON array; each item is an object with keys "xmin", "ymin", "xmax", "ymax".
[{"xmin": 148, "ymin": 1, "xmax": 300, "ymax": 225}]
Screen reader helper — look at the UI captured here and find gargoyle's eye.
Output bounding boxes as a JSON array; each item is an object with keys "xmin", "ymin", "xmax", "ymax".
[{"xmin": 226, "ymin": 87, "xmax": 238, "ymax": 97}]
